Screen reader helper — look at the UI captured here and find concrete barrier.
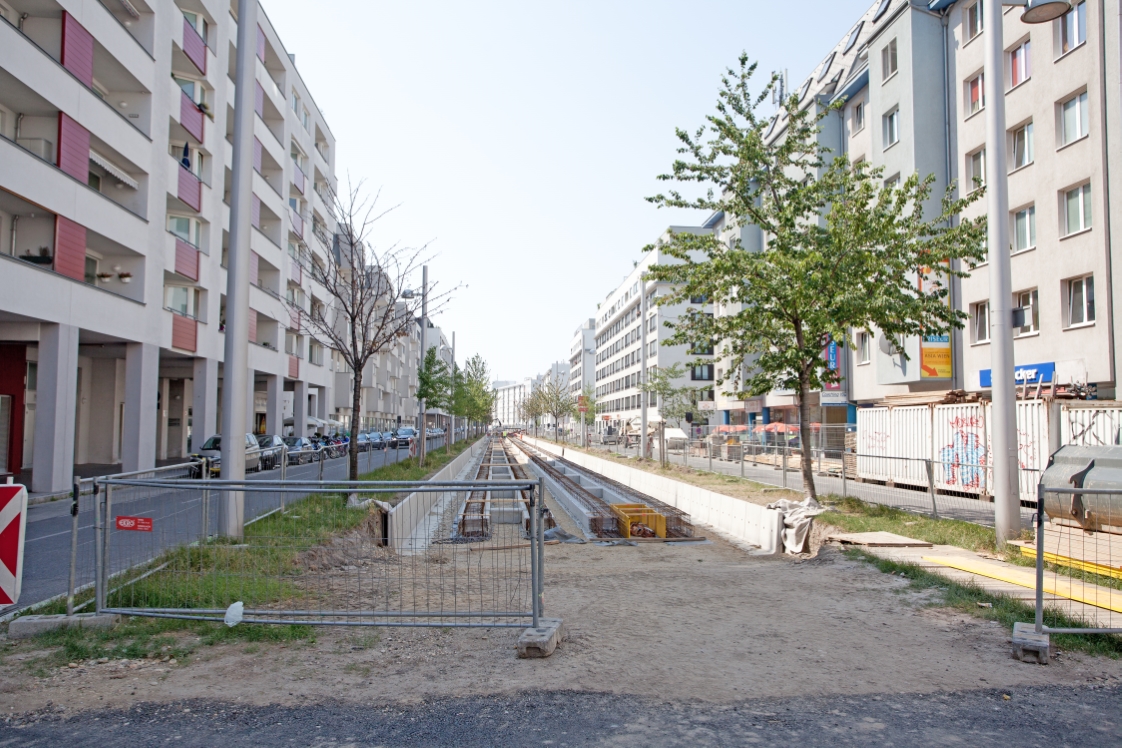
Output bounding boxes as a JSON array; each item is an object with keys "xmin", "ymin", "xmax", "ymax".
[
  {"xmin": 387, "ymin": 439, "xmax": 486, "ymax": 551},
  {"xmin": 526, "ymin": 438, "xmax": 782, "ymax": 555}
]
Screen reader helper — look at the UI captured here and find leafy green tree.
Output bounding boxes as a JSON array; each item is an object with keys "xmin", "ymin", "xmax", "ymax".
[
  {"xmin": 461, "ymin": 354, "xmax": 495, "ymax": 437},
  {"xmin": 645, "ymin": 55, "xmax": 986, "ymax": 497},
  {"xmin": 519, "ymin": 387, "xmax": 545, "ymax": 437},
  {"xmin": 640, "ymin": 363, "xmax": 703, "ymax": 466},
  {"xmin": 416, "ymin": 346, "xmax": 451, "ymax": 466},
  {"xmin": 539, "ymin": 380, "xmax": 576, "ymax": 442}
]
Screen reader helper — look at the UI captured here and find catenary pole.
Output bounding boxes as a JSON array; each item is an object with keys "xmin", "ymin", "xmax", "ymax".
[{"xmin": 218, "ymin": 0, "xmax": 258, "ymax": 538}]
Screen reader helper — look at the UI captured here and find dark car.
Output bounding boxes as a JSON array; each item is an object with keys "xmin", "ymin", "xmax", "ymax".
[
  {"xmin": 283, "ymin": 436, "xmax": 317, "ymax": 464},
  {"xmin": 256, "ymin": 434, "xmax": 286, "ymax": 471},
  {"xmin": 382, "ymin": 431, "xmax": 397, "ymax": 449},
  {"xmin": 394, "ymin": 427, "xmax": 417, "ymax": 449},
  {"xmin": 355, "ymin": 432, "xmax": 372, "ymax": 452},
  {"xmin": 365, "ymin": 431, "xmax": 387, "ymax": 450}
]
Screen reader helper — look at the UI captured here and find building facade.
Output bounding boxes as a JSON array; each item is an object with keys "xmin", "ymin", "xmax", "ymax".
[{"xmin": 0, "ymin": 0, "xmax": 339, "ymax": 491}]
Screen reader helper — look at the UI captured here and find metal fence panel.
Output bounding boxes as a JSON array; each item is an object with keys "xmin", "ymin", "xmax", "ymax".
[
  {"xmin": 889, "ymin": 406, "xmax": 931, "ymax": 487},
  {"xmin": 856, "ymin": 407, "xmax": 892, "ymax": 482}
]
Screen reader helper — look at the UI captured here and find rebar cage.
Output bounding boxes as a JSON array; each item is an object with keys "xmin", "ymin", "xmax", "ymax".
[{"xmin": 88, "ymin": 463, "xmax": 547, "ymax": 628}]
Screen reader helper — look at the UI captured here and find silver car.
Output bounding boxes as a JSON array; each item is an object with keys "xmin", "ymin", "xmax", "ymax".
[{"xmin": 195, "ymin": 433, "xmax": 261, "ymax": 475}]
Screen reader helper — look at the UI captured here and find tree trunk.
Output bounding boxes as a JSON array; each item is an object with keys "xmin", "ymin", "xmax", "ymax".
[
  {"xmin": 349, "ymin": 376, "xmax": 361, "ymax": 482},
  {"xmin": 797, "ymin": 373, "xmax": 816, "ymax": 499}
]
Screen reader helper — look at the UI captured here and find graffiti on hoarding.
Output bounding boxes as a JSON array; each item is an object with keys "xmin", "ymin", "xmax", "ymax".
[
  {"xmin": 860, "ymin": 430, "xmax": 889, "ymax": 453},
  {"xmin": 939, "ymin": 430, "xmax": 986, "ymax": 489}
]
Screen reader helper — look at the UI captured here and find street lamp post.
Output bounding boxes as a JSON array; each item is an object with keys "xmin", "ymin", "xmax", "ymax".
[{"xmin": 986, "ymin": 0, "xmax": 1070, "ymax": 547}]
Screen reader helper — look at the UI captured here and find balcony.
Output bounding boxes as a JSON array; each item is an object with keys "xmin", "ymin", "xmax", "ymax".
[
  {"xmin": 177, "ymin": 163, "xmax": 202, "ymax": 212},
  {"xmin": 290, "ymin": 208, "xmax": 304, "ymax": 240},
  {"xmin": 173, "ymin": 236, "xmax": 199, "ymax": 281},
  {"xmin": 170, "ymin": 311, "xmax": 198, "ymax": 353},
  {"xmin": 182, "ymin": 16, "xmax": 207, "ymax": 75},
  {"xmin": 179, "ymin": 89, "xmax": 205, "ymax": 143},
  {"xmin": 288, "ymin": 355, "xmax": 299, "ymax": 379},
  {"xmin": 293, "ymin": 165, "xmax": 306, "ymax": 195}
]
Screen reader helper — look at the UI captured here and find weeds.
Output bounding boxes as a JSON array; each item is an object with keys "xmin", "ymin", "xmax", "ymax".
[{"xmin": 819, "ymin": 495, "xmax": 998, "ymax": 552}]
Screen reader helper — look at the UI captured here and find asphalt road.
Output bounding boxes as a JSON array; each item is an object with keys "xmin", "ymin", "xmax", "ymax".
[
  {"xmin": 2, "ymin": 685, "xmax": 1118, "ymax": 746},
  {"xmin": 2, "ymin": 442, "xmax": 432, "ymax": 618}
]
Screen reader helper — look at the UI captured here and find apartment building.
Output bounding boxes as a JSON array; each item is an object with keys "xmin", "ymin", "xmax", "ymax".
[
  {"xmin": 0, "ymin": 0, "xmax": 338, "ymax": 492},
  {"xmin": 735, "ymin": 0, "xmax": 1122, "ymax": 416},
  {"xmin": 331, "ymin": 310, "xmax": 421, "ymax": 432},
  {"xmin": 492, "ymin": 377, "xmax": 538, "ymax": 429},
  {"xmin": 593, "ymin": 242, "xmax": 708, "ymax": 434},
  {"xmin": 568, "ymin": 318, "xmax": 595, "ymax": 400}
]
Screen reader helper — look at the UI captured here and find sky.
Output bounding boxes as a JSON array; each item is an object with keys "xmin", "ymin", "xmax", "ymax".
[{"xmin": 263, "ymin": 0, "xmax": 875, "ymax": 382}]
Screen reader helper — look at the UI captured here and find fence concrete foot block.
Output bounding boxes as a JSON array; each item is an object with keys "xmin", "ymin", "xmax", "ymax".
[
  {"xmin": 517, "ymin": 618, "xmax": 564, "ymax": 658},
  {"xmin": 8, "ymin": 613, "xmax": 121, "ymax": 639},
  {"xmin": 1011, "ymin": 622, "xmax": 1050, "ymax": 664}
]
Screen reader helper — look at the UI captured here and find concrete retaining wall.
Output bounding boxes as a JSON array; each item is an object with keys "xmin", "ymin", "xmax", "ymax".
[
  {"xmin": 526, "ymin": 438, "xmax": 782, "ymax": 555},
  {"xmin": 387, "ymin": 439, "xmax": 485, "ymax": 551}
]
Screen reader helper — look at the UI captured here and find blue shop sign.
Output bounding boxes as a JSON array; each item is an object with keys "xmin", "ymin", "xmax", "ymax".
[{"xmin": 979, "ymin": 362, "xmax": 1055, "ymax": 388}]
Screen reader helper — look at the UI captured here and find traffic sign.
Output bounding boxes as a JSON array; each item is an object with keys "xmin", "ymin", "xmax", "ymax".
[
  {"xmin": 0, "ymin": 484, "xmax": 29, "ymax": 606},
  {"xmin": 116, "ymin": 516, "xmax": 153, "ymax": 532}
]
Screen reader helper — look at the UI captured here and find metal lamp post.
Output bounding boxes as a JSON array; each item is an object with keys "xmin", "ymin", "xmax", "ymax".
[{"xmin": 986, "ymin": 0, "xmax": 1070, "ymax": 547}]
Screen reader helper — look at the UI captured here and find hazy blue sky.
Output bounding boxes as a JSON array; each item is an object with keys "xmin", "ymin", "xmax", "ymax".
[{"xmin": 263, "ymin": 0, "xmax": 875, "ymax": 381}]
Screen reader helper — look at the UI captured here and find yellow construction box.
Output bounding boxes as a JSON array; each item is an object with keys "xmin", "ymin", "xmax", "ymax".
[{"xmin": 609, "ymin": 503, "xmax": 666, "ymax": 539}]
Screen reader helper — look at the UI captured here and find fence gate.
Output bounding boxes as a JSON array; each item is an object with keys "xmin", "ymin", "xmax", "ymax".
[{"xmin": 90, "ymin": 473, "xmax": 546, "ymax": 629}]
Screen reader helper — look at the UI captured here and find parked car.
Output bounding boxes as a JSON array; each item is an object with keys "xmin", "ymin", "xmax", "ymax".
[
  {"xmin": 256, "ymin": 434, "xmax": 286, "ymax": 471},
  {"xmin": 364, "ymin": 431, "xmax": 387, "ymax": 450},
  {"xmin": 395, "ymin": 427, "xmax": 417, "ymax": 449},
  {"xmin": 195, "ymin": 434, "xmax": 261, "ymax": 475},
  {"xmin": 355, "ymin": 432, "xmax": 372, "ymax": 452},
  {"xmin": 283, "ymin": 436, "xmax": 317, "ymax": 464},
  {"xmin": 382, "ymin": 431, "xmax": 398, "ymax": 449},
  {"xmin": 599, "ymin": 427, "xmax": 620, "ymax": 445}
]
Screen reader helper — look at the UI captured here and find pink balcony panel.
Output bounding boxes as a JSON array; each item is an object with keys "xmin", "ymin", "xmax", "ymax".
[
  {"xmin": 56, "ymin": 112, "xmax": 90, "ymax": 181},
  {"xmin": 178, "ymin": 166, "xmax": 202, "ymax": 212},
  {"xmin": 54, "ymin": 216, "xmax": 87, "ymax": 282},
  {"xmin": 248, "ymin": 308, "xmax": 258, "ymax": 344},
  {"xmin": 182, "ymin": 16, "xmax": 207, "ymax": 75},
  {"xmin": 180, "ymin": 90, "xmax": 204, "ymax": 142},
  {"xmin": 290, "ymin": 209, "xmax": 304, "ymax": 239},
  {"xmin": 256, "ymin": 25, "xmax": 266, "ymax": 61},
  {"xmin": 171, "ymin": 314, "xmax": 197, "ymax": 353},
  {"xmin": 288, "ymin": 355, "xmax": 299, "ymax": 379},
  {"xmin": 290, "ymin": 257, "xmax": 302, "ymax": 285},
  {"xmin": 293, "ymin": 167, "xmax": 305, "ymax": 194},
  {"xmin": 253, "ymin": 137, "xmax": 263, "ymax": 172},
  {"xmin": 289, "ymin": 307, "xmax": 300, "ymax": 330},
  {"xmin": 252, "ymin": 194, "xmax": 261, "ymax": 229},
  {"xmin": 174, "ymin": 238, "xmax": 199, "ymax": 281},
  {"xmin": 61, "ymin": 12, "xmax": 94, "ymax": 87}
]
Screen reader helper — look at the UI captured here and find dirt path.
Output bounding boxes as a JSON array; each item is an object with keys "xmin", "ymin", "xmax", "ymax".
[{"xmin": 3, "ymin": 524, "xmax": 1120, "ymax": 716}]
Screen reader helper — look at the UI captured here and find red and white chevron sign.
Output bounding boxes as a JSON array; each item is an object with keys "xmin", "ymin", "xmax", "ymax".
[{"xmin": 0, "ymin": 484, "xmax": 29, "ymax": 606}]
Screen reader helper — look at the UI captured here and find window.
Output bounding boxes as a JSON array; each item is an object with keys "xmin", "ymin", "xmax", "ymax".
[
  {"xmin": 884, "ymin": 173, "xmax": 901, "ymax": 189},
  {"xmin": 1067, "ymin": 275, "xmax": 1095, "ymax": 326},
  {"xmin": 882, "ymin": 38, "xmax": 898, "ymax": 80},
  {"xmin": 1011, "ymin": 122, "xmax": 1033, "ymax": 169},
  {"xmin": 818, "ymin": 52, "xmax": 836, "ymax": 81},
  {"xmin": 88, "ymin": 172, "xmax": 102, "ymax": 191},
  {"xmin": 182, "ymin": 12, "xmax": 208, "ymax": 42},
  {"xmin": 966, "ymin": 1, "xmax": 983, "ymax": 40},
  {"xmin": 852, "ymin": 102, "xmax": 865, "ymax": 132},
  {"xmin": 291, "ymin": 90, "xmax": 300, "ymax": 114},
  {"xmin": 1061, "ymin": 92, "xmax": 1089, "ymax": 144},
  {"xmin": 168, "ymin": 215, "xmax": 201, "ymax": 246},
  {"xmin": 302, "ymin": 107, "xmax": 311, "ymax": 131},
  {"xmin": 883, "ymin": 109, "xmax": 900, "ymax": 148},
  {"xmin": 844, "ymin": 22, "xmax": 864, "ymax": 53},
  {"xmin": 968, "ymin": 149, "xmax": 986, "ymax": 190},
  {"xmin": 966, "ymin": 73, "xmax": 985, "ymax": 114},
  {"xmin": 973, "ymin": 302, "xmax": 990, "ymax": 343},
  {"xmin": 691, "ymin": 365, "xmax": 714, "ymax": 382},
  {"xmin": 1013, "ymin": 206, "xmax": 1036, "ymax": 252},
  {"xmin": 1058, "ymin": 1, "xmax": 1086, "ymax": 55},
  {"xmin": 1009, "ymin": 41, "xmax": 1031, "ymax": 88},
  {"xmin": 1015, "ymin": 290, "xmax": 1039, "ymax": 336},
  {"xmin": 84, "ymin": 257, "xmax": 98, "ymax": 285},
  {"xmin": 857, "ymin": 332, "xmax": 870, "ymax": 364},
  {"xmin": 165, "ymin": 286, "xmax": 200, "ymax": 318},
  {"xmin": 1064, "ymin": 183, "xmax": 1092, "ymax": 234},
  {"xmin": 873, "ymin": 0, "xmax": 892, "ymax": 23},
  {"xmin": 170, "ymin": 143, "xmax": 203, "ymax": 176}
]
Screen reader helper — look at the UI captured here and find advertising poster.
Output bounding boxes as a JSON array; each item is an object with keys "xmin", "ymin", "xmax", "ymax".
[{"xmin": 918, "ymin": 264, "xmax": 953, "ymax": 380}]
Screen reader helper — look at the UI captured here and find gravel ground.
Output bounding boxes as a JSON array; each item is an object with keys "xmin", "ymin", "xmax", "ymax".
[{"xmin": 2, "ymin": 684, "xmax": 1119, "ymax": 747}]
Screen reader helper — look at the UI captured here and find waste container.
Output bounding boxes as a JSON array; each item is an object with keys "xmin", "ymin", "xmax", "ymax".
[{"xmin": 1039, "ymin": 445, "xmax": 1122, "ymax": 534}]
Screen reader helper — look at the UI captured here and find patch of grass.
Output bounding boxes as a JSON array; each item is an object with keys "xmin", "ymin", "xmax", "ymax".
[
  {"xmin": 358, "ymin": 438, "xmax": 474, "ymax": 484},
  {"xmin": 344, "ymin": 661, "xmax": 372, "ymax": 678},
  {"xmin": 847, "ymin": 548, "xmax": 1122, "ymax": 658},
  {"xmin": 345, "ymin": 632, "xmax": 381, "ymax": 650},
  {"xmin": 819, "ymin": 495, "xmax": 1000, "ymax": 552}
]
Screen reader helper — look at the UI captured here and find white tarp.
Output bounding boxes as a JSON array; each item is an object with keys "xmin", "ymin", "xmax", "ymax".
[{"xmin": 765, "ymin": 497, "xmax": 825, "ymax": 554}]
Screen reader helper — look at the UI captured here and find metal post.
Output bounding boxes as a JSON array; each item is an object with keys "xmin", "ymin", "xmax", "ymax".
[
  {"xmin": 640, "ymin": 278, "xmax": 649, "ymax": 460},
  {"xmin": 218, "ymin": 0, "xmax": 258, "ymax": 539},
  {"xmin": 529, "ymin": 481, "xmax": 540, "ymax": 629},
  {"xmin": 201, "ymin": 458, "xmax": 211, "ymax": 539},
  {"xmin": 926, "ymin": 459, "xmax": 939, "ymax": 519},
  {"xmin": 707, "ymin": 439, "xmax": 712, "ymax": 472},
  {"xmin": 536, "ymin": 477, "xmax": 545, "ymax": 621},
  {"xmin": 101, "ymin": 484, "xmax": 112, "ymax": 611},
  {"xmin": 1035, "ymin": 483, "xmax": 1045, "ymax": 634},
  {"xmin": 280, "ymin": 447, "xmax": 287, "ymax": 482},
  {"xmin": 418, "ymin": 265, "xmax": 428, "ymax": 468},
  {"xmin": 740, "ymin": 445, "xmax": 744, "ymax": 478},
  {"xmin": 842, "ymin": 451, "xmax": 848, "ymax": 497},
  {"xmin": 67, "ymin": 481, "xmax": 80, "ymax": 616},
  {"xmin": 782, "ymin": 446, "xmax": 788, "ymax": 489},
  {"xmin": 984, "ymin": 0, "xmax": 1019, "ymax": 549},
  {"xmin": 94, "ymin": 483, "xmax": 104, "ymax": 613},
  {"xmin": 318, "ymin": 447, "xmax": 325, "ymax": 482}
]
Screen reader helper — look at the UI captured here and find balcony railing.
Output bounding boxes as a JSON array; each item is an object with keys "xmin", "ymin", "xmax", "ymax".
[{"xmin": 182, "ymin": 16, "xmax": 207, "ymax": 75}]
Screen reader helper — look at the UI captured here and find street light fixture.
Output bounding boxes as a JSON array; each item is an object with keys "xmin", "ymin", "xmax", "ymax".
[{"xmin": 986, "ymin": 0, "xmax": 1069, "ymax": 548}]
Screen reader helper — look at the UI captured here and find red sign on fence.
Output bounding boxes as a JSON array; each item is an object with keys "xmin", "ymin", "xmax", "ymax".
[{"xmin": 116, "ymin": 516, "xmax": 153, "ymax": 532}]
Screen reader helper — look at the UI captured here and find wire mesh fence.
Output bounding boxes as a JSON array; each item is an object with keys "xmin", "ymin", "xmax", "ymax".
[
  {"xmin": 1031, "ymin": 486, "xmax": 1122, "ymax": 634},
  {"xmin": 85, "ymin": 446, "xmax": 546, "ymax": 628}
]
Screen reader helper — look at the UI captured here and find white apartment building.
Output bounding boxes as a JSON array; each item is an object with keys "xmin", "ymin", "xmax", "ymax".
[
  {"xmin": 0, "ymin": 0, "xmax": 339, "ymax": 491},
  {"xmin": 568, "ymin": 318, "xmax": 595, "ymax": 400},
  {"xmin": 723, "ymin": 0, "xmax": 1122, "ymax": 423},
  {"xmin": 593, "ymin": 242, "xmax": 710, "ymax": 434},
  {"xmin": 492, "ymin": 377, "xmax": 539, "ymax": 429},
  {"xmin": 331, "ymin": 309, "xmax": 421, "ymax": 432}
]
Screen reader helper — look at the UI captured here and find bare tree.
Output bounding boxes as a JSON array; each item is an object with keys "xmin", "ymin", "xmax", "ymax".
[{"xmin": 289, "ymin": 179, "xmax": 451, "ymax": 481}]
